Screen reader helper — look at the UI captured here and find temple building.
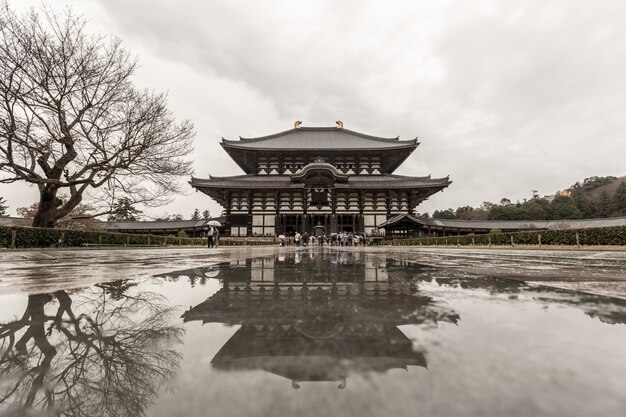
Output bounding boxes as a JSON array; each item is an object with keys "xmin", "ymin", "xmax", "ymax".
[{"xmin": 191, "ymin": 122, "xmax": 451, "ymax": 237}]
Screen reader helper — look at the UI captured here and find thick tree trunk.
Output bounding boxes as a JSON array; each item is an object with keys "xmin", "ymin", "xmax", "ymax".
[{"xmin": 32, "ymin": 188, "xmax": 61, "ymax": 228}]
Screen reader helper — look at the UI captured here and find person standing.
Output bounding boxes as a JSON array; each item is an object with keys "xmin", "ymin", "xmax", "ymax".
[{"xmin": 207, "ymin": 226, "xmax": 215, "ymax": 248}]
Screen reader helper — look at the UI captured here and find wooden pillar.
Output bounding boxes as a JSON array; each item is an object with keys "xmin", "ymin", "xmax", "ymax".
[
  {"xmin": 330, "ymin": 190, "xmax": 338, "ymax": 233},
  {"xmin": 408, "ymin": 191, "xmax": 416, "ymax": 214},
  {"xmin": 386, "ymin": 190, "xmax": 392, "ymax": 217},
  {"xmin": 358, "ymin": 191, "xmax": 364, "ymax": 215},
  {"xmin": 274, "ymin": 190, "xmax": 281, "ymax": 236},
  {"xmin": 224, "ymin": 190, "xmax": 232, "ymax": 237},
  {"xmin": 246, "ymin": 190, "xmax": 253, "ymax": 237}
]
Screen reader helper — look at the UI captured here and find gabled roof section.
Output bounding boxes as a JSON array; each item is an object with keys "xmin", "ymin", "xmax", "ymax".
[
  {"xmin": 290, "ymin": 162, "xmax": 349, "ymax": 183},
  {"xmin": 221, "ymin": 126, "xmax": 418, "ymax": 150}
]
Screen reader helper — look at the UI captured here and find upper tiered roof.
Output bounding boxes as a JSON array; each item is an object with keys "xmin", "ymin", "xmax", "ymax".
[
  {"xmin": 220, "ymin": 124, "xmax": 420, "ymax": 174},
  {"xmin": 221, "ymin": 126, "xmax": 418, "ymax": 150}
]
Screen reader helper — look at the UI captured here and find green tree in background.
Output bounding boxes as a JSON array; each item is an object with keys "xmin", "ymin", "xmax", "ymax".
[
  {"xmin": 596, "ymin": 191, "xmax": 613, "ymax": 218},
  {"xmin": 0, "ymin": 196, "xmax": 7, "ymax": 216},
  {"xmin": 489, "ymin": 205, "xmax": 520, "ymax": 220},
  {"xmin": 107, "ymin": 198, "xmax": 143, "ymax": 222},
  {"xmin": 191, "ymin": 209, "xmax": 200, "ymax": 220},
  {"xmin": 548, "ymin": 195, "xmax": 582, "ymax": 219},
  {"xmin": 432, "ymin": 208, "xmax": 455, "ymax": 219},
  {"xmin": 202, "ymin": 210, "xmax": 211, "ymax": 220},
  {"xmin": 433, "ymin": 176, "xmax": 624, "ymax": 221},
  {"xmin": 521, "ymin": 198, "xmax": 549, "ymax": 219},
  {"xmin": 613, "ymin": 181, "xmax": 626, "ymax": 216}
]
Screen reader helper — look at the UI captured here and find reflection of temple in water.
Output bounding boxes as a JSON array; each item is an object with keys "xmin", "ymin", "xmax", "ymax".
[{"xmin": 181, "ymin": 251, "xmax": 459, "ymax": 386}]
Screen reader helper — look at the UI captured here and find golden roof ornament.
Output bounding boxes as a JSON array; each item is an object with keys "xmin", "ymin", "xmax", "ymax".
[
  {"xmin": 294, "ymin": 121, "xmax": 302, "ymax": 129},
  {"xmin": 336, "ymin": 120, "xmax": 344, "ymax": 129}
]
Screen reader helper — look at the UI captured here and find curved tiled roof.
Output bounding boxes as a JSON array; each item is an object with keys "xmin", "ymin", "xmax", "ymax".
[
  {"xmin": 221, "ymin": 127, "xmax": 418, "ymax": 150},
  {"xmin": 103, "ymin": 217, "xmax": 225, "ymax": 231},
  {"xmin": 379, "ymin": 213, "xmax": 626, "ymax": 231},
  {"xmin": 190, "ymin": 174, "xmax": 451, "ymax": 189}
]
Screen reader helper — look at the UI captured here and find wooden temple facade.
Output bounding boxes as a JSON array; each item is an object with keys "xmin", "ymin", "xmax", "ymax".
[{"xmin": 191, "ymin": 122, "xmax": 451, "ymax": 237}]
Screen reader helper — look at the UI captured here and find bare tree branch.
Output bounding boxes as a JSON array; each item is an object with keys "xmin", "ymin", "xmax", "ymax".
[{"xmin": 0, "ymin": 3, "xmax": 194, "ymax": 227}]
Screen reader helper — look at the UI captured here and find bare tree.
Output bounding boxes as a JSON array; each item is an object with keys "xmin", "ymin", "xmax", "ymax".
[
  {"xmin": 0, "ymin": 4, "xmax": 194, "ymax": 227},
  {"xmin": 17, "ymin": 200, "xmax": 103, "ymax": 229},
  {"xmin": 0, "ymin": 282, "xmax": 183, "ymax": 416}
]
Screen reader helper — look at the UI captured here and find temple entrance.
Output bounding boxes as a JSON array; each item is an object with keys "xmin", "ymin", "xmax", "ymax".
[
  {"xmin": 336, "ymin": 214, "xmax": 357, "ymax": 233},
  {"xmin": 283, "ymin": 215, "xmax": 298, "ymax": 236}
]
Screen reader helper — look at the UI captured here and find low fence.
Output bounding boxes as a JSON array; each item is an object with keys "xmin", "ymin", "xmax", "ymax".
[
  {"xmin": 381, "ymin": 226, "xmax": 626, "ymax": 247},
  {"xmin": 217, "ymin": 237, "xmax": 276, "ymax": 246},
  {"xmin": 0, "ymin": 225, "xmax": 276, "ymax": 249}
]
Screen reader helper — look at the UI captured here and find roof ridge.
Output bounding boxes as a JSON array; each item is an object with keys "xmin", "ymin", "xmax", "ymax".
[{"xmin": 222, "ymin": 126, "xmax": 416, "ymax": 144}]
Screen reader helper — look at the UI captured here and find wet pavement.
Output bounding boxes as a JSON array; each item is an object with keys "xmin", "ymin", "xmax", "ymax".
[{"xmin": 0, "ymin": 247, "xmax": 625, "ymax": 416}]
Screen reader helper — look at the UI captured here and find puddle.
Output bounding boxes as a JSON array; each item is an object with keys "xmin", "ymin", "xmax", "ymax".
[{"xmin": 0, "ymin": 249, "xmax": 625, "ymax": 417}]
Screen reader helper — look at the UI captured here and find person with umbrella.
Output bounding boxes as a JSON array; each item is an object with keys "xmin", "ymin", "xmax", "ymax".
[
  {"xmin": 206, "ymin": 226, "xmax": 215, "ymax": 248},
  {"xmin": 206, "ymin": 220, "xmax": 221, "ymax": 248}
]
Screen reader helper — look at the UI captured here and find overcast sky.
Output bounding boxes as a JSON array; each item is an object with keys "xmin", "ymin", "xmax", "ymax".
[{"xmin": 2, "ymin": 0, "xmax": 625, "ymax": 218}]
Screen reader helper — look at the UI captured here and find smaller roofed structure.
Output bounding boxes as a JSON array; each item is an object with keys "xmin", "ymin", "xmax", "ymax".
[
  {"xmin": 378, "ymin": 213, "xmax": 626, "ymax": 238},
  {"xmin": 102, "ymin": 217, "xmax": 225, "ymax": 237}
]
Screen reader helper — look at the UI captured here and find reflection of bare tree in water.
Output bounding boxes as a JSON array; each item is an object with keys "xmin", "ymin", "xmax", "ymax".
[{"xmin": 0, "ymin": 281, "xmax": 183, "ymax": 416}]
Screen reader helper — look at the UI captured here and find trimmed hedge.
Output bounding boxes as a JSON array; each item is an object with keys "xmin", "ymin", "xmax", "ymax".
[
  {"xmin": 0, "ymin": 225, "xmax": 279, "ymax": 249},
  {"xmin": 383, "ymin": 226, "xmax": 626, "ymax": 247},
  {"xmin": 0, "ymin": 225, "xmax": 205, "ymax": 249}
]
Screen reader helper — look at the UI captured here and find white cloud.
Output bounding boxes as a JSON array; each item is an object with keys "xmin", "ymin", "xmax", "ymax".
[{"xmin": 2, "ymin": 0, "xmax": 625, "ymax": 217}]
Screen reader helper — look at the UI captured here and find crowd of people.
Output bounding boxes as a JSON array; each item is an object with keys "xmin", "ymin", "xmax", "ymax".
[{"xmin": 279, "ymin": 231, "xmax": 369, "ymax": 247}]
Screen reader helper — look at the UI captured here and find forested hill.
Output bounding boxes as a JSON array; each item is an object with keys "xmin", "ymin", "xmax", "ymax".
[{"xmin": 430, "ymin": 176, "xmax": 626, "ymax": 221}]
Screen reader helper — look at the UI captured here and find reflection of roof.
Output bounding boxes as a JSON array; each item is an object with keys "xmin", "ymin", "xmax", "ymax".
[
  {"xmin": 182, "ymin": 282, "xmax": 460, "ymax": 327},
  {"xmin": 102, "ymin": 217, "xmax": 225, "ymax": 231},
  {"xmin": 379, "ymin": 213, "xmax": 626, "ymax": 231},
  {"xmin": 177, "ymin": 253, "xmax": 460, "ymax": 382},
  {"xmin": 212, "ymin": 325, "xmax": 427, "ymax": 381},
  {"xmin": 221, "ymin": 127, "xmax": 417, "ymax": 150}
]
